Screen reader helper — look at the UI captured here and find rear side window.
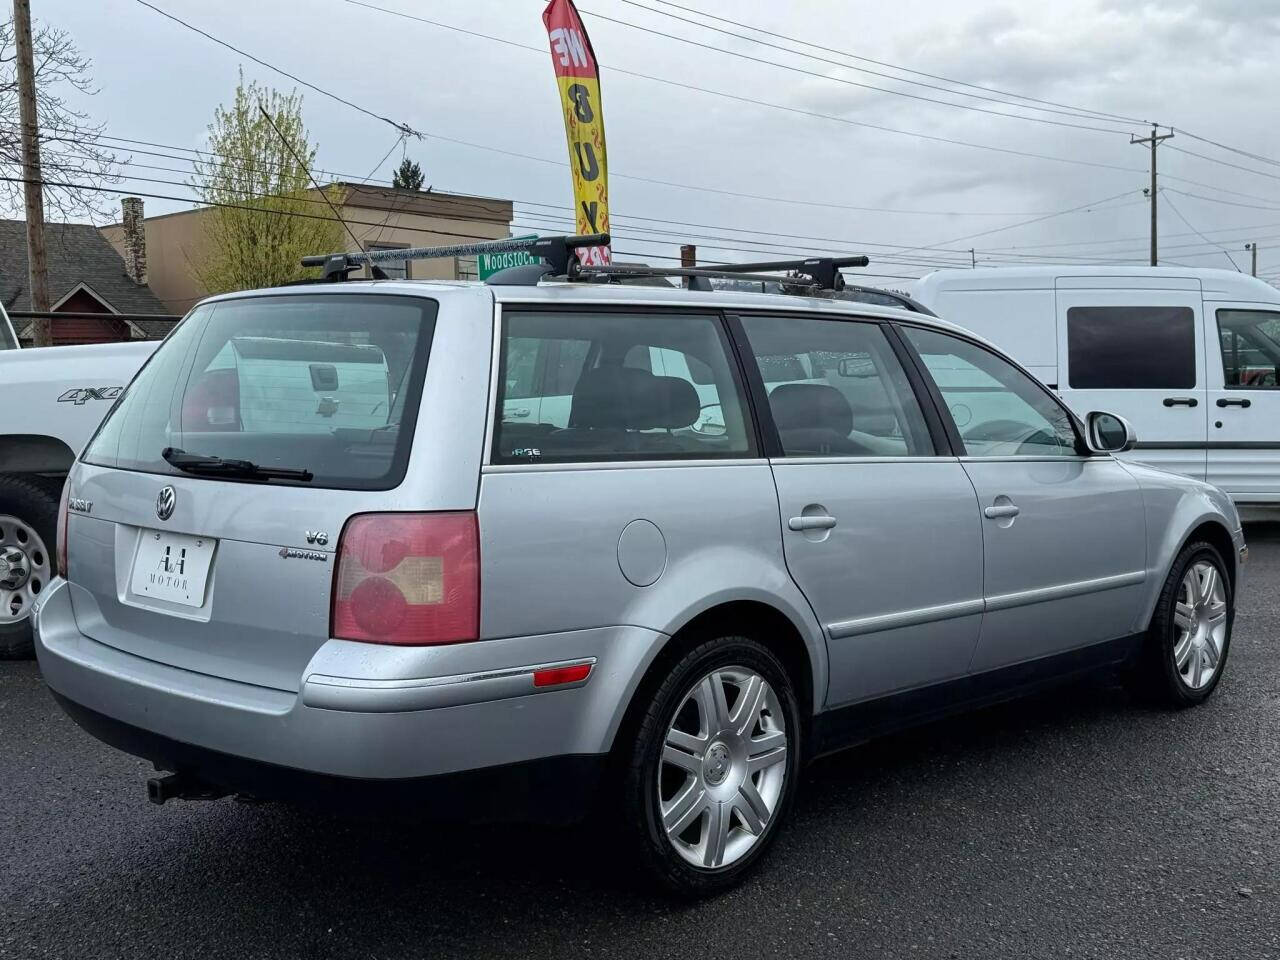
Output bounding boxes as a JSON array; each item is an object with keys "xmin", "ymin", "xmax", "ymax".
[
  {"xmin": 1066, "ymin": 306, "xmax": 1196, "ymax": 389},
  {"xmin": 83, "ymin": 294, "xmax": 436, "ymax": 490},
  {"xmin": 493, "ymin": 311, "xmax": 754, "ymax": 463},
  {"xmin": 738, "ymin": 314, "xmax": 935, "ymax": 457},
  {"xmin": 1217, "ymin": 309, "xmax": 1280, "ymax": 389}
]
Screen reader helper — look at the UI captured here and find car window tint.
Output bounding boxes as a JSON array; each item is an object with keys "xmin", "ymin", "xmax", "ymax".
[
  {"xmin": 1066, "ymin": 306, "xmax": 1196, "ymax": 389},
  {"xmin": 494, "ymin": 311, "xmax": 754, "ymax": 463},
  {"xmin": 904, "ymin": 326, "xmax": 1079, "ymax": 458},
  {"xmin": 739, "ymin": 315, "xmax": 935, "ymax": 458},
  {"xmin": 1217, "ymin": 309, "xmax": 1280, "ymax": 389}
]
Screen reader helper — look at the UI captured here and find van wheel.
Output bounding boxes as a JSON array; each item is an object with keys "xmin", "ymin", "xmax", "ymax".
[
  {"xmin": 1128, "ymin": 541, "xmax": 1232, "ymax": 708},
  {"xmin": 622, "ymin": 636, "xmax": 802, "ymax": 897},
  {"xmin": 0, "ymin": 475, "xmax": 59, "ymax": 660}
]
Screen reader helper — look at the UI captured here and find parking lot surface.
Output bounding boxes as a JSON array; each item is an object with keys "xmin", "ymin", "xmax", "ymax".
[{"xmin": 2, "ymin": 524, "xmax": 1278, "ymax": 960}]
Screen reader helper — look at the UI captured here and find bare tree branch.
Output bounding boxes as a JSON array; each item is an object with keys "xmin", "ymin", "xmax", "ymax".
[{"xmin": 0, "ymin": 18, "xmax": 120, "ymax": 222}]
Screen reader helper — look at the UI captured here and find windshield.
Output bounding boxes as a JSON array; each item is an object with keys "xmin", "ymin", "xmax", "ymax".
[{"xmin": 83, "ymin": 293, "xmax": 437, "ymax": 490}]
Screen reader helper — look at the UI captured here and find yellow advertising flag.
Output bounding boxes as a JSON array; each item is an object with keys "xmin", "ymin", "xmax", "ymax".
[{"xmin": 543, "ymin": 0, "xmax": 611, "ymax": 266}]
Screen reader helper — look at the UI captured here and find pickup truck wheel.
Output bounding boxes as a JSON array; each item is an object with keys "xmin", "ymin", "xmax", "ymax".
[{"xmin": 0, "ymin": 476, "xmax": 59, "ymax": 660}]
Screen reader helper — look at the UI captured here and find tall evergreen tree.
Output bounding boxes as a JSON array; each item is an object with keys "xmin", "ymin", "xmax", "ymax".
[{"xmin": 392, "ymin": 157, "xmax": 425, "ymax": 191}]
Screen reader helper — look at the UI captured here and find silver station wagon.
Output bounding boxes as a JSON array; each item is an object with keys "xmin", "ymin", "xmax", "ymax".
[{"xmin": 35, "ymin": 238, "xmax": 1246, "ymax": 896}]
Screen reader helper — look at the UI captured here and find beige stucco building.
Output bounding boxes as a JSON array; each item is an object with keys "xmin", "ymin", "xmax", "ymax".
[{"xmin": 100, "ymin": 184, "xmax": 515, "ymax": 315}]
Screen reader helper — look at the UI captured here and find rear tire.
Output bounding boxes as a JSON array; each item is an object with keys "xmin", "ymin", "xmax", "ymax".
[
  {"xmin": 622, "ymin": 635, "xmax": 802, "ymax": 898},
  {"xmin": 0, "ymin": 475, "xmax": 60, "ymax": 660},
  {"xmin": 1128, "ymin": 541, "xmax": 1232, "ymax": 708}
]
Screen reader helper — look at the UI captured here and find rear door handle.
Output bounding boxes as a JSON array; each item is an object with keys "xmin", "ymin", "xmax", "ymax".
[
  {"xmin": 1216, "ymin": 397, "xmax": 1252, "ymax": 408},
  {"xmin": 788, "ymin": 515, "xmax": 837, "ymax": 531},
  {"xmin": 984, "ymin": 504, "xmax": 1020, "ymax": 519},
  {"xmin": 1163, "ymin": 396, "xmax": 1199, "ymax": 407}
]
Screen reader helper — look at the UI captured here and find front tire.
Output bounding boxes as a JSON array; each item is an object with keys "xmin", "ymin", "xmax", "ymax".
[
  {"xmin": 622, "ymin": 635, "xmax": 803, "ymax": 897},
  {"xmin": 0, "ymin": 475, "xmax": 60, "ymax": 660},
  {"xmin": 1129, "ymin": 541, "xmax": 1232, "ymax": 708}
]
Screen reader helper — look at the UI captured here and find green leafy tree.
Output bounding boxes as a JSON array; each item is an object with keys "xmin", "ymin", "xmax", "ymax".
[
  {"xmin": 392, "ymin": 156, "xmax": 424, "ymax": 191},
  {"xmin": 191, "ymin": 72, "xmax": 342, "ymax": 294}
]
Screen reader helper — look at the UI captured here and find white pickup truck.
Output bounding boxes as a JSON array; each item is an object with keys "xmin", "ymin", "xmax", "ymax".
[{"xmin": 0, "ymin": 305, "xmax": 159, "ymax": 657}]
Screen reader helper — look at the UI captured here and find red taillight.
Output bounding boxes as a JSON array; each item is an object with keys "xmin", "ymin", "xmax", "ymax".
[
  {"xmin": 181, "ymin": 367, "xmax": 241, "ymax": 431},
  {"xmin": 56, "ymin": 480, "xmax": 69, "ymax": 575},
  {"xmin": 331, "ymin": 512, "xmax": 479, "ymax": 645}
]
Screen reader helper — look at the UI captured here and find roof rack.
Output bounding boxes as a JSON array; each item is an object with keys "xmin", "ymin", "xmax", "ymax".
[
  {"xmin": 296, "ymin": 234, "xmax": 933, "ymax": 313},
  {"xmin": 300, "ymin": 233, "xmax": 608, "ymax": 282}
]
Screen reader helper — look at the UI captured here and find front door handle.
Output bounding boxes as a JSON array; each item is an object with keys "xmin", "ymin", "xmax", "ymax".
[
  {"xmin": 1163, "ymin": 396, "xmax": 1199, "ymax": 407},
  {"xmin": 984, "ymin": 504, "xmax": 1021, "ymax": 519},
  {"xmin": 1216, "ymin": 397, "xmax": 1252, "ymax": 408},
  {"xmin": 788, "ymin": 515, "xmax": 837, "ymax": 531}
]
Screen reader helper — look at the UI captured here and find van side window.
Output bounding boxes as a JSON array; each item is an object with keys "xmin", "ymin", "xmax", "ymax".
[
  {"xmin": 904, "ymin": 326, "xmax": 1079, "ymax": 458},
  {"xmin": 739, "ymin": 315, "xmax": 935, "ymax": 458},
  {"xmin": 1066, "ymin": 306, "xmax": 1196, "ymax": 389},
  {"xmin": 494, "ymin": 311, "xmax": 754, "ymax": 463},
  {"xmin": 1217, "ymin": 309, "xmax": 1280, "ymax": 389}
]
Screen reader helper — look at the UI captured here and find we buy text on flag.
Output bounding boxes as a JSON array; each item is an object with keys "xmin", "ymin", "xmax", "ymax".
[{"xmin": 543, "ymin": 0, "xmax": 611, "ymax": 266}]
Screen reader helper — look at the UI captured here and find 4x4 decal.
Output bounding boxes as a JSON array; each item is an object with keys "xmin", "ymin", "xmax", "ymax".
[{"xmin": 57, "ymin": 386, "xmax": 123, "ymax": 405}]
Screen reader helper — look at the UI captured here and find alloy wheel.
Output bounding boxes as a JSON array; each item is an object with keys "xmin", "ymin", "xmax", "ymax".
[
  {"xmin": 0, "ymin": 515, "xmax": 51, "ymax": 626},
  {"xmin": 658, "ymin": 666, "xmax": 788, "ymax": 869},
  {"xmin": 1172, "ymin": 560, "xmax": 1228, "ymax": 690}
]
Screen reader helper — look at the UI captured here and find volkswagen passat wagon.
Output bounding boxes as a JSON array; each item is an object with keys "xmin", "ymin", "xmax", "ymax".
[{"xmin": 35, "ymin": 275, "xmax": 1245, "ymax": 896}]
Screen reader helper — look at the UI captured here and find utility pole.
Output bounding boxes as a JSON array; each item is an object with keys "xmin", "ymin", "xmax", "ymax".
[
  {"xmin": 680, "ymin": 243, "xmax": 696, "ymax": 289},
  {"xmin": 13, "ymin": 0, "xmax": 50, "ymax": 346},
  {"xmin": 1245, "ymin": 242, "xmax": 1258, "ymax": 277},
  {"xmin": 1131, "ymin": 124, "xmax": 1173, "ymax": 267},
  {"xmin": 969, "ymin": 248, "xmax": 976, "ymax": 268}
]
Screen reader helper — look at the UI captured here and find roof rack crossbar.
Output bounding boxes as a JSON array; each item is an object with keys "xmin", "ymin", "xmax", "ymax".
[
  {"xmin": 301, "ymin": 233, "xmax": 610, "ymax": 282},
  {"xmin": 579, "ymin": 264, "xmax": 819, "ymax": 287}
]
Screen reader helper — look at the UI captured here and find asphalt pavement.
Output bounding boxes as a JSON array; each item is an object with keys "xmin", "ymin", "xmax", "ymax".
[{"xmin": 3, "ymin": 524, "xmax": 1279, "ymax": 960}]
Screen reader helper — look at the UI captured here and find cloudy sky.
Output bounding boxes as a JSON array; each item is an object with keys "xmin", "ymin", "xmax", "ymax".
[{"xmin": 28, "ymin": 0, "xmax": 1280, "ymax": 285}]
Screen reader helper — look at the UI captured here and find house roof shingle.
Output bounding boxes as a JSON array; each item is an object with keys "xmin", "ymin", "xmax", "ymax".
[{"xmin": 0, "ymin": 219, "xmax": 174, "ymax": 338}]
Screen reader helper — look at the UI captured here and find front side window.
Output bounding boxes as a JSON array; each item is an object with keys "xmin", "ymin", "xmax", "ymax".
[
  {"xmin": 739, "ymin": 314, "xmax": 935, "ymax": 457},
  {"xmin": 904, "ymin": 326, "xmax": 1079, "ymax": 458},
  {"xmin": 1217, "ymin": 309, "xmax": 1280, "ymax": 389},
  {"xmin": 1066, "ymin": 306, "xmax": 1196, "ymax": 389},
  {"xmin": 83, "ymin": 294, "xmax": 436, "ymax": 489},
  {"xmin": 493, "ymin": 311, "xmax": 754, "ymax": 463}
]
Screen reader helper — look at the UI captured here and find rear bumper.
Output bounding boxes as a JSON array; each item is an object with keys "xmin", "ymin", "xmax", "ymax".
[
  {"xmin": 34, "ymin": 577, "xmax": 665, "ymax": 788},
  {"xmin": 50, "ymin": 692, "xmax": 606, "ymax": 823}
]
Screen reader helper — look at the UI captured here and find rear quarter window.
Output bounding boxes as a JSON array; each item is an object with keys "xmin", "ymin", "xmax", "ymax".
[{"xmin": 83, "ymin": 294, "xmax": 437, "ymax": 490}]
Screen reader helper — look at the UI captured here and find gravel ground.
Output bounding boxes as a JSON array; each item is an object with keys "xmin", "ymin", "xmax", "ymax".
[{"xmin": 2, "ymin": 524, "xmax": 1278, "ymax": 960}]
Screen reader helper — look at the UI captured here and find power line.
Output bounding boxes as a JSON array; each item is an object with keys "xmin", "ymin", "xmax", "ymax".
[
  {"xmin": 641, "ymin": 0, "xmax": 1150, "ymax": 126},
  {"xmin": 1166, "ymin": 144, "xmax": 1280, "ymax": 184},
  {"xmin": 131, "ymin": 0, "xmax": 423, "ymax": 139},
  {"xmin": 1162, "ymin": 191, "xmax": 1242, "ymax": 271},
  {"xmin": 1175, "ymin": 128, "xmax": 1280, "ymax": 171},
  {"xmin": 574, "ymin": 2, "xmax": 1134, "ymax": 136},
  {"xmin": 341, "ymin": 0, "xmax": 1149, "ymax": 175}
]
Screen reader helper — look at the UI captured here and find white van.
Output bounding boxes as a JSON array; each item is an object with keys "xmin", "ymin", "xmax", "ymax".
[{"xmin": 910, "ymin": 267, "xmax": 1280, "ymax": 506}]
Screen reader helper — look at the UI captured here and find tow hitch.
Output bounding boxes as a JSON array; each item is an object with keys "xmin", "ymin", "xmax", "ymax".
[{"xmin": 146, "ymin": 772, "xmax": 228, "ymax": 805}]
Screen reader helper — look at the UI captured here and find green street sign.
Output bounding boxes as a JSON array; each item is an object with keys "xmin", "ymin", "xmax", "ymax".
[{"xmin": 477, "ymin": 235, "xmax": 541, "ymax": 280}]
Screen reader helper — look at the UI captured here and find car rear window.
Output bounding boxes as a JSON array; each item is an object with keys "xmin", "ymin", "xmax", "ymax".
[{"xmin": 83, "ymin": 293, "xmax": 437, "ymax": 490}]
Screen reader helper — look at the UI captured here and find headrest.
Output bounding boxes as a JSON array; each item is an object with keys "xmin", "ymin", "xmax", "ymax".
[
  {"xmin": 768, "ymin": 383, "xmax": 853, "ymax": 437},
  {"xmin": 649, "ymin": 375, "xmax": 699, "ymax": 429},
  {"xmin": 569, "ymin": 367, "xmax": 702, "ymax": 431}
]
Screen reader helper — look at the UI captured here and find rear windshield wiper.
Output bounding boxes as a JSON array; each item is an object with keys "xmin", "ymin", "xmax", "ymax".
[{"xmin": 162, "ymin": 447, "xmax": 314, "ymax": 482}]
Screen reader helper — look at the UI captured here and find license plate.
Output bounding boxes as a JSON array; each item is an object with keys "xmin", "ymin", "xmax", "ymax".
[{"xmin": 130, "ymin": 529, "xmax": 217, "ymax": 607}]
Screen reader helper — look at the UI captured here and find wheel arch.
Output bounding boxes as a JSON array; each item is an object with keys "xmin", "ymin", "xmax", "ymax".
[
  {"xmin": 1143, "ymin": 515, "xmax": 1239, "ymax": 630},
  {"xmin": 0, "ymin": 434, "xmax": 76, "ymax": 476},
  {"xmin": 605, "ymin": 596, "xmax": 823, "ymax": 765}
]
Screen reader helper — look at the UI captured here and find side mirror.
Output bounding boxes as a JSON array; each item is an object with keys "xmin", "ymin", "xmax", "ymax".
[{"xmin": 1085, "ymin": 411, "xmax": 1136, "ymax": 454}]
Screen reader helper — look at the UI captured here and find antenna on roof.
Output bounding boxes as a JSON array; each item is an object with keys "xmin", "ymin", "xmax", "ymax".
[{"xmin": 257, "ymin": 102, "xmax": 388, "ymax": 280}]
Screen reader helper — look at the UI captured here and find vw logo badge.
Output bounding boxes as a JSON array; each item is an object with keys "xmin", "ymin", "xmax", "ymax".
[{"xmin": 156, "ymin": 485, "xmax": 176, "ymax": 521}]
